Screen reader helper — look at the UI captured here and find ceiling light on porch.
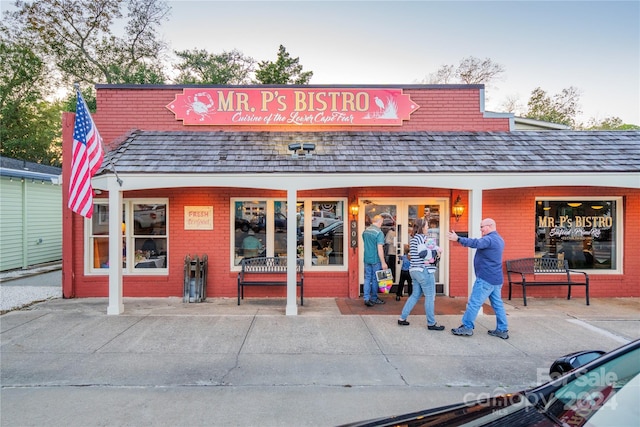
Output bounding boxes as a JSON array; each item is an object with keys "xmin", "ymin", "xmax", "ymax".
[{"xmin": 567, "ymin": 202, "xmax": 582, "ymax": 208}]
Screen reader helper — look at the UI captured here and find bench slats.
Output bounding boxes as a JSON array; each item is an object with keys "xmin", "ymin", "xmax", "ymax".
[
  {"xmin": 506, "ymin": 257, "xmax": 589, "ymax": 306},
  {"xmin": 237, "ymin": 257, "xmax": 304, "ymax": 305}
]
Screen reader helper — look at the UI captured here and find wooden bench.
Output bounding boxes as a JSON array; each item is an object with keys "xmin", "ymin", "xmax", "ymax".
[
  {"xmin": 506, "ymin": 257, "xmax": 589, "ymax": 306},
  {"xmin": 237, "ymin": 257, "xmax": 304, "ymax": 305}
]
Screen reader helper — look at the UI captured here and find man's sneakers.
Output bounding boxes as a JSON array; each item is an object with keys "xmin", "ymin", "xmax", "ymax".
[
  {"xmin": 364, "ymin": 298, "xmax": 385, "ymax": 307},
  {"xmin": 427, "ymin": 323, "xmax": 445, "ymax": 331},
  {"xmin": 397, "ymin": 319, "xmax": 410, "ymax": 326},
  {"xmin": 451, "ymin": 325, "xmax": 474, "ymax": 336},
  {"xmin": 451, "ymin": 325, "xmax": 509, "ymax": 339},
  {"xmin": 488, "ymin": 329, "xmax": 509, "ymax": 340}
]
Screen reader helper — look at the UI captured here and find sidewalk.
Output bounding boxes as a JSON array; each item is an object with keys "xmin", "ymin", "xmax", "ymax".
[{"xmin": 2, "ymin": 270, "xmax": 638, "ymax": 426}]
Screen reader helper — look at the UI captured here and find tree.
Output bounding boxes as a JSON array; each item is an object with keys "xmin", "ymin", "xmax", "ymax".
[
  {"xmin": 525, "ymin": 87, "xmax": 581, "ymax": 128},
  {"xmin": 1, "ymin": 98, "xmax": 64, "ymax": 166},
  {"xmin": 254, "ymin": 45, "xmax": 313, "ymax": 85},
  {"xmin": 6, "ymin": 0, "xmax": 170, "ymax": 86},
  {"xmin": 584, "ymin": 116, "xmax": 640, "ymax": 130},
  {"xmin": 423, "ymin": 56, "xmax": 505, "ymax": 85},
  {"xmin": 0, "ymin": 36, "xmax": 62, "ymax": 165},
  {"xmin": 174, "ymin": 49, "xmax": 255, "ymax": 84}
]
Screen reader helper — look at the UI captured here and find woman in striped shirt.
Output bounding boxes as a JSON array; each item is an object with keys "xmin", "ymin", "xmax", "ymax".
[{"xmin": 397, "ymin": 218, "xmax": 445, "ymax": 330}]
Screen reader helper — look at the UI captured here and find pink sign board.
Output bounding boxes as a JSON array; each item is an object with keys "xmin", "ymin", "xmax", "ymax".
[{"xmin": 166, "ymin": 88, "xmax": 419, "ymax": 126}]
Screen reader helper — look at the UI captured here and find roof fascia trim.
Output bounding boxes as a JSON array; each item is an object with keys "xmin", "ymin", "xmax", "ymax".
[{"xmin": 92, "ymin": 172, "xmax": 640, "ymax": 192}]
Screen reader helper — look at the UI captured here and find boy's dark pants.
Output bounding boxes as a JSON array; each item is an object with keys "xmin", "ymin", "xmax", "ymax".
[{"xmin": 396, "ymin": 269, "xmax": 412, "ymax": 297}]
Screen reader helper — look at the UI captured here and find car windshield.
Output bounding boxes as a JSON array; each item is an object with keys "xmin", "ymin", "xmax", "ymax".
[{"xmin": 542, "ymin": 346, "xmax": 640, "ymax": 426}]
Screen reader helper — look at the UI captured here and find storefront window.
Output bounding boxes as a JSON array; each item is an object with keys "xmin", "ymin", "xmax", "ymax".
[
  {"xmin": 310, "ymin": 201, "xmax": 345, "ymax": 266},
  {"xmin": 132, "ymin": 203, "xmax": 167, "ymax": 269},
  {"xmin": 89, "ymin": 200, "xmax": 168, "ymax": 273},
  {"xmin": 232, "ymin": 199, "xmax": 345, "ymax": 268},
  {"xmin": 90, "ymin": 204, "xmax": 121, "ymax": 269},
  {"xmin": 535, "ymin": 200, "xmax": 617, "ymax": 270},
  {"xmin": 234, "ymin": 201, "xmax": 267, "ymax": 265}
]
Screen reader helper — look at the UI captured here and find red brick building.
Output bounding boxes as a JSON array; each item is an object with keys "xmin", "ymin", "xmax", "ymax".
[{"xmin": 61, "ymin": 84, "xmax": 640, "ymax": 314}]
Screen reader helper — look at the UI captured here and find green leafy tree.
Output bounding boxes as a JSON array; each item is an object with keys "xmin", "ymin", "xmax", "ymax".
[
  {"xmin": 584, "ymin": 116, "xmax": 640, "ymax": 130},
  {"xmin": 525, "ymin": 87, "xmax": 581, "ymax": 128},
  {"xmin": 1, "ymin": 98, "xmax": 64, "ymax": 166},
  {"xmin": 174, "ymin": 49, "xmax": 255, "ymax": 84},
  {"xmin": 254, "ymin": 45, "xmax": 313, "ymax": 85},
  {"xmin": 0, "ymin": 37, "xmax": 62, "ymax": 165},
  {"xmin": 7, "ymin": 0, "xmax": 170, "ymax": 86}
]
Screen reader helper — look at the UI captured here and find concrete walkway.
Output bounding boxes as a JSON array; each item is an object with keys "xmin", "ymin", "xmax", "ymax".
[{"xmin": 1, "ymin": 268, "xmax": 639, "ymax": 426}]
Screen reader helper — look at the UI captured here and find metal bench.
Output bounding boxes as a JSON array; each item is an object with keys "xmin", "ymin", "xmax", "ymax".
[
  {"xmin": 506, "ymin": 257, "xmax": 589, "ymax": 306},
  {"xmin": 237, "ymin": 257, "xmax": 304, "ymax": 305}
]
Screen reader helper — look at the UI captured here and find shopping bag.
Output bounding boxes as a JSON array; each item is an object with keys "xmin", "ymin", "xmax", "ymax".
[{"xmin": 376, "ymin": 268, "xmax": 393, "ymax": 294}]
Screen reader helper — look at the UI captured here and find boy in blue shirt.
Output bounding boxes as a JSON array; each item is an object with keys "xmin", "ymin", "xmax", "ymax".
[{"xmin": 395, "ymin": 244, "xmax": 412, "ymax": 301}]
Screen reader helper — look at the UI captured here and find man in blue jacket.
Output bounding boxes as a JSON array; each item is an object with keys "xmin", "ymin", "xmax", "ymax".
[{"xmin": 448, "ymin": 218, "xmax": 509, "ymax": 339}]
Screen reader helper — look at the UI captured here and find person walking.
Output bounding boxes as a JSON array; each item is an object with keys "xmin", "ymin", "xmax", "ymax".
[
  {"xmin": 362, "ymin": 215, "xmax": 388, "ymax": 307},
  {"xmin": 395, "ymin": 244, "xmax": 412, "ymax": 301},
  {"xmin": 397, "ymin": 219, "xmax": 445, "ymax": 330},
  {"xmin": 448, "ymin": 218, "xmax": 509, "ymax": 339}
]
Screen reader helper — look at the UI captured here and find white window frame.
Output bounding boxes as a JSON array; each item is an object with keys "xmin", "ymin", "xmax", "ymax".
[{"xmin": 86, "ymin": 198, "xmax": 169, "ymax": 275}]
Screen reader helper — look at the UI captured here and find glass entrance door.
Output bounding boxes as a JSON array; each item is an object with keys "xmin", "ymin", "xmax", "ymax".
[{"xmin": 361, "ymin": 199, "xmax": 446, "ymax": 295}]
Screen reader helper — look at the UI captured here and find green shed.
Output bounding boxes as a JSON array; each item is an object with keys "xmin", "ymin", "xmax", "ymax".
[{"xmin": 0, "ymin": 156, "xmax": 62, "ymax": 271}]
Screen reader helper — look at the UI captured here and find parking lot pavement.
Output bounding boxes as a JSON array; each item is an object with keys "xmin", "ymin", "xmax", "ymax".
[{"xmin": 1, "ymin": 291, "xmax": 638, "ymax": 426}]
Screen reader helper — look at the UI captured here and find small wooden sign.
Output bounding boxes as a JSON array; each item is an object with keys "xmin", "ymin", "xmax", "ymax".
[{"xmin": 184, "ymin": 206, "xmax": 213, "ymax": 230}]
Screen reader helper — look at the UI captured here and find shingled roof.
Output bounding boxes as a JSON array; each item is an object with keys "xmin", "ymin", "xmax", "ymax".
[{"xmin": 99, "ymin": 130, "xmax": 640, "ymax": 175}]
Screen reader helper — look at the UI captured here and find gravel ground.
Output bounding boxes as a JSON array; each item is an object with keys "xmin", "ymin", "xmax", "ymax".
[
  {"xmin": 0, "ymin": 264, "xmax": 62, "ymax": 313},
  {"xmin": 0, "ymin": 286, "xmax": 62, "ymax": 312}
]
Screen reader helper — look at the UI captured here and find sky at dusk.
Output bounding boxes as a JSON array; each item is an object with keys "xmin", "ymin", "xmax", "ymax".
[
  {"xmin": 2, "ymin": 0, "xmax": 638, "ymax": 125},
  {"xmin": 161, "ymin": 0, "xmax": 639, "ymax": 125}
]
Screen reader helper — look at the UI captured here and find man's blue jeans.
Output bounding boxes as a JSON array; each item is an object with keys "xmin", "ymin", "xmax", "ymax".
[
  {"xmin": 462, "ymin": 278, "xmax": 508, "ymax": 331},
  {"xmin": 363, "ymin": 262, "xmax": 381, "ymax": 302},
  {"xmin": 401, "ymin": 268, "xmax": 436, "ymax": 326}
]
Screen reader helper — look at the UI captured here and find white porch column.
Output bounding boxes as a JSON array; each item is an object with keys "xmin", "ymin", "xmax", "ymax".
[
  {"xmin": 286, "ymin": 188, "xmax": 299, "ymax": 315},
  {"xmin": 107, "ymin": 179, "xmax": 124, "ymax": 315},
  {"xmin": 468, "ymin": 188, "xmax": 483, "ymax": 315}
]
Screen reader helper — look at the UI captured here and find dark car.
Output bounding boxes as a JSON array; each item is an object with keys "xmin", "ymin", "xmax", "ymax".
[
  {"xmin": 340, "ymin": 339, "xmax": 640, "ymax": 427},
  {"xmin": 235, "ymin": 217, "xmax": 251, "ymax": 232},
  {"xmin": 312, "ymin": 221, "xmax": 343, "ymax": 248},
  {"xmin": 250, "ymin": 213, "xmax": 287, "ymax": 233}
]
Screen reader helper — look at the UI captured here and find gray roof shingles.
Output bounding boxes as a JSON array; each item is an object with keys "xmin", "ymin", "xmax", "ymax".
[{"xmin": 98, "ymin": 131, "xmax": 640, "ymax": 175}]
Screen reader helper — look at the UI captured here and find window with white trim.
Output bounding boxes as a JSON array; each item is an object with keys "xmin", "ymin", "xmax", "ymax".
[{"xmin": 89, "ymin": 199, "xmax": 168, "ymax": 274}]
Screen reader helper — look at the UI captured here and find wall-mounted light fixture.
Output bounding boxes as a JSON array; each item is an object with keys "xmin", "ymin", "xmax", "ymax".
[
  {"xmin": 350, "ymin": 198, "xmax": 359, "ymax": 218},
  {"xmin": 451, "ymin": 195, "xmax": 465, "ymax": 222},
  {"xmin": 288, "ymin": 142, "xmax": 316, "ymax": 158}
]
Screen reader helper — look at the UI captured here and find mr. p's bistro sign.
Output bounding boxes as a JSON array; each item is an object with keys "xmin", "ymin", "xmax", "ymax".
[
  {"xmin": 166, "ymin": 88, "xmax": 419, "ymax": 126},
  {"xmin": 538, "ymin": 214, "xmax": 612, "ymax": 240}
]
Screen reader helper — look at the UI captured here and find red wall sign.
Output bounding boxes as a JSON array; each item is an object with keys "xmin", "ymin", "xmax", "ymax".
[{"xmin": 166, "ymin": 88, "xmax": 419, "ymax": 126}]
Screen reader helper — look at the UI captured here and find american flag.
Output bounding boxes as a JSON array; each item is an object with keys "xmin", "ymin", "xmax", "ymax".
[{"xmin": 68, "ymin": 90, "xmax": 104, "ymax": 218}]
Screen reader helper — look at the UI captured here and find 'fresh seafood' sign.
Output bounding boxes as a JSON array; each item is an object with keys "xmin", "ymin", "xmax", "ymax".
[{"xmin": 166, "ymin": 88, "xmax": 419, "ymax": 126}]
